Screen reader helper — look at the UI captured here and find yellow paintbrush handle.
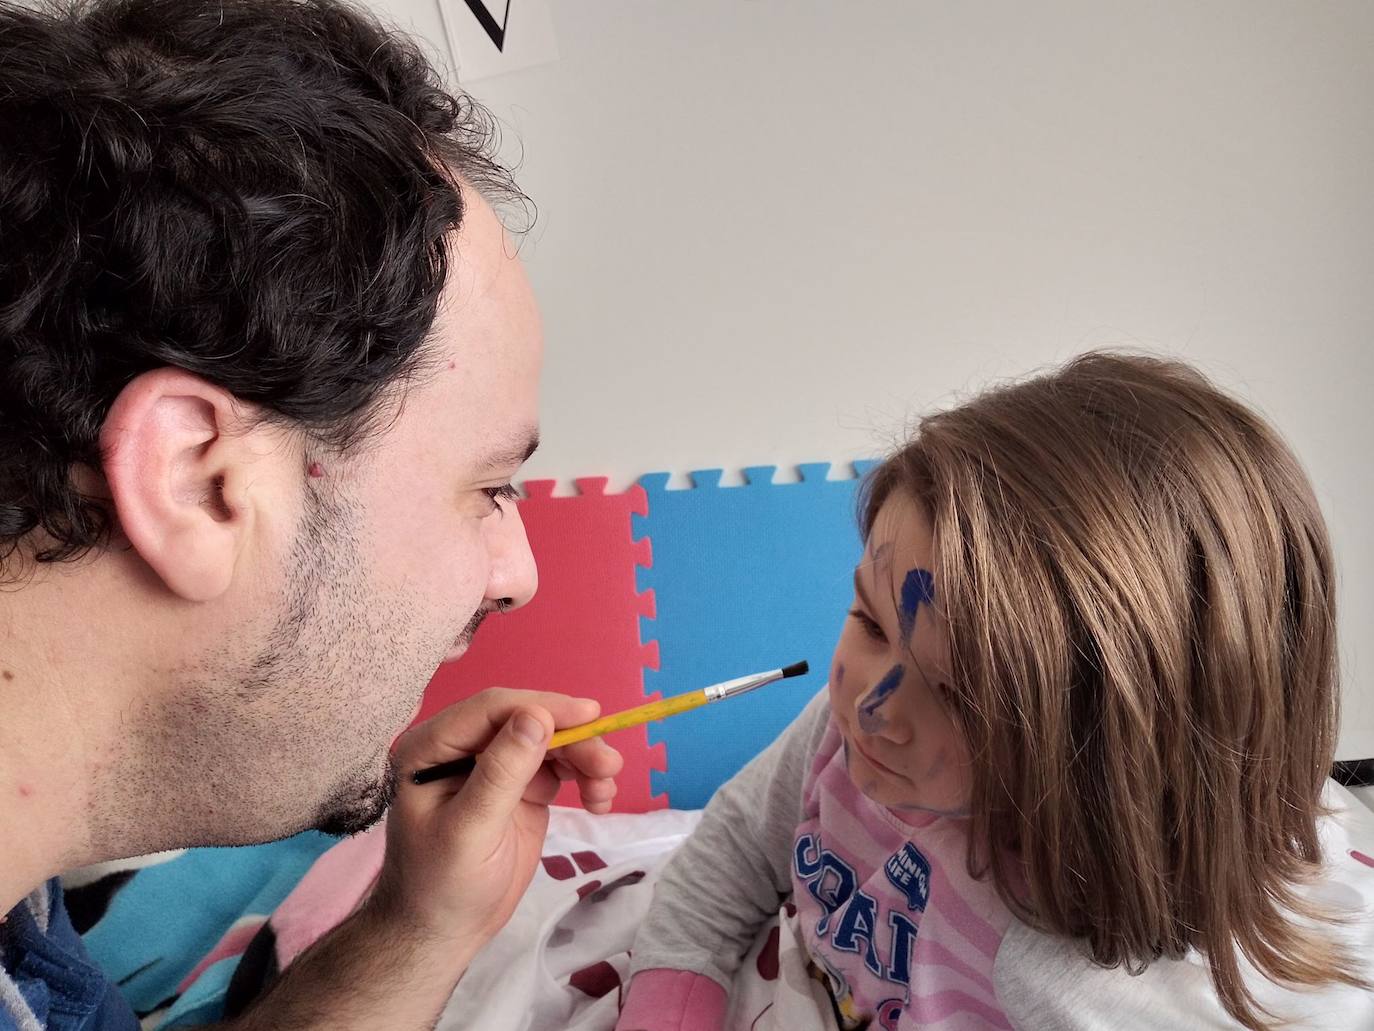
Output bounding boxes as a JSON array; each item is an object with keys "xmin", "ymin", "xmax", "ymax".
[{"xmin": 549, "ymin": 689, "xmax": 710, "ymax": 749}]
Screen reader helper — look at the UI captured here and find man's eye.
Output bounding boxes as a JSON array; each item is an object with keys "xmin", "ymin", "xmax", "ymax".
[
  {"xmin": 848, "ymin": 609, "xmax": 886, "ymax": 643},
  {"xmin": 481, "ymin": 484, "xmax": 519, "ymax": 514}
]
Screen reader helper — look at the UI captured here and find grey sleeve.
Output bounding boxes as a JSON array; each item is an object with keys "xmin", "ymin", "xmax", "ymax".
[
  {"xmin": 994, "ymin": 921, "xmax": 1239, "ymax": 1030},
  {"xmin": 996, "ymin": 781, "xmax": 1374, "ymax": 1030},
  {"xmin": 628, "ymin": 689, "xmax": 833, "ymax": 991},
  {"xmin": 995, "ymin": 913, "xmax": 1374, "ymax": 1031}
]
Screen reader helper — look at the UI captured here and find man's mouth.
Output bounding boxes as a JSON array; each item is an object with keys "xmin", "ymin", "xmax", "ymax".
[
  {"xmin": 458, "ymin": 606, "xmax": 489, "ymax": 645},
  {"xmin": 443, "ymin": 605, "xmax": 497, "ymax": 662}
]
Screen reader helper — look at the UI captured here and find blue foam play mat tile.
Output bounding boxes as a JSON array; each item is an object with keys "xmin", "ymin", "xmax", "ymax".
[{"xmin": 635, "ymin": 461, "xmax": 875, "ymax": 809}]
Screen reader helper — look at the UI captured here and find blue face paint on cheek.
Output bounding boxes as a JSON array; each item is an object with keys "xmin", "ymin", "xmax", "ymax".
[
  {"xmin": 857, "ymin": 663, "xmax": 905, "ymax": 734},
  {"xmin": 898, "ymin": 568, "xmax": 935, "ymax": 641}
]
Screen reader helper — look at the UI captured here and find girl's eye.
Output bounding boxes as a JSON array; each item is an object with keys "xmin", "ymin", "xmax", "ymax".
[
  {"xmin": 481, "ymin": 484, "xmax": 519, "ymax": 514},
  {"xmin": 848, "ymin": 609, "xmax": 886, "ymax": 643}
]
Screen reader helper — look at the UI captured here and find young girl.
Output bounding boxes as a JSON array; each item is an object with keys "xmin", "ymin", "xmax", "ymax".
[{"xmin": 615, "ymin": 353, "xmax": 1374, "ymax": 1031}]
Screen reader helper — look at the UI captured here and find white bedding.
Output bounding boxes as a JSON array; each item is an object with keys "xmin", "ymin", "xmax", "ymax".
[
  {"xmin": 252, "ymin": 782, "xmax": 1374, "ymax": 1031},
  {"xmin": 437, "ymin": 807, "xmax": 703, "ymax": 1031},
  {"xmin": 442, "ymin": 805, "xmax": 844, "ymax": 1031}
]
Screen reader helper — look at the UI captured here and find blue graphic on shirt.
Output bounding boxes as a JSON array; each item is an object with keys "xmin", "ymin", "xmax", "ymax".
[
  {"xmin": 832, "ymin": 887, "xmax": 884, "ymax": 975},
  {"xmin": 886, "ymin": 912, "xmax": 920, "ymax": 987},
  {"xmin": 793, "ymin": 833, "xmax": 929, "ymax": 989},
  {"xmin": 794, "ymin": 833, "xmax": 856, "ymax": 935},
  {"xmin": 884, "ymin": 842, "xmax": 932, "ymax": 911}
]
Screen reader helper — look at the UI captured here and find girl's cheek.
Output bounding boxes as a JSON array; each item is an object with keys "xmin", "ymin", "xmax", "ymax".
[
  {"xmin": 828, "ymin": 655, "xmax": 851, "ymax": 699},
  {"xmin": 826, "ymin": 677, "xmax": 852, "ymax": 720},
  {"xmin": 831, "ymin": 659, "xmax": 874, "ymax": 721}
]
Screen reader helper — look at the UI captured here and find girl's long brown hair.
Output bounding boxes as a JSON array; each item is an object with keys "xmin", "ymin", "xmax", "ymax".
[{"xmin": 863, "ymin": 352, "xmax": 1364, "ymax": 1029}]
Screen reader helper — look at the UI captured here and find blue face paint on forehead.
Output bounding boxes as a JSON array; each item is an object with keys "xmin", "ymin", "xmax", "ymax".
[
  {"xmin": 870, "ymin": 541, "xmax": 893, "ymax": 568},
  {"xmin": 898, "ymin": 568, "xmax": 935, "ymax": 641},
  {"xmin": 857, "ymin": 663, "xmax": 905, "ymax": 734}
]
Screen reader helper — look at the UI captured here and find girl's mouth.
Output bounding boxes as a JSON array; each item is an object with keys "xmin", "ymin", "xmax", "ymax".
[{"xmin": 850, "ymin": 733, "xmax": 906, "ymax": 781}]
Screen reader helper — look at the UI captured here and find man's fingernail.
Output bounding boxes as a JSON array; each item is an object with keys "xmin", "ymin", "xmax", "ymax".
[{"xmin": 512, "ymin": 712, "xmax": 546, "ymax": 745}]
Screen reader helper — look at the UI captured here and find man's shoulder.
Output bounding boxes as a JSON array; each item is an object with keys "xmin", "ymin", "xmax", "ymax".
[
  {"xmin": 1, "ymin": 884, "xmax": 48, "ymax": 1031},
  {"xmin": 1, "ymin": 880, "xmax": 140, "ymax": 1031}
]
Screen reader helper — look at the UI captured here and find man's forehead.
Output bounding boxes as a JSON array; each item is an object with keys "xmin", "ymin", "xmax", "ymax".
[{"xmin": 446, "ymin": 189, "xmax": 522, "ymax": 302}]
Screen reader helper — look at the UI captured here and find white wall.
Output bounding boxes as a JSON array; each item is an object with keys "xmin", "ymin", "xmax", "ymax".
[{"xmin": 374, "ymin": 0, "xmax": 1374, "ymax": 758}]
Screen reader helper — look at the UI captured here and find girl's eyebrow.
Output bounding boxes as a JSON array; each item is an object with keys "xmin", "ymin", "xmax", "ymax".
[{"xmin": 853, "ymin": 567, "xmax": 881, "ymax": 615}]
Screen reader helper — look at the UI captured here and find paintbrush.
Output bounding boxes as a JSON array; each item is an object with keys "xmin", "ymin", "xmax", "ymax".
[{"xmin": 411, "ymin": 660, "xmax": 810, "ymax": 786}]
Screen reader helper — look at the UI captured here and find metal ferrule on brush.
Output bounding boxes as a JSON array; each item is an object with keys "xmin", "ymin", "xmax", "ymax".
[{"xmin": 705, "ymin": 668, "xmax": 788, "ymax": 703}]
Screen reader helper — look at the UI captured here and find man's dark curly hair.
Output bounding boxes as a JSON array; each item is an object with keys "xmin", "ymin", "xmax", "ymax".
[{"xmin": 0, "ymin": 0, "xmax": 524, "ymax": 570}]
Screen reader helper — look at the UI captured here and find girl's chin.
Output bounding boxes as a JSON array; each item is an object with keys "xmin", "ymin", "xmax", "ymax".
[{"xmin": 844, "ymin": 740, "xmax": 908, "ymax": 802}]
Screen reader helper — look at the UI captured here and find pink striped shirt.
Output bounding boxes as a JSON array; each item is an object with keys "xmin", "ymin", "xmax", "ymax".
[{"xmin": 788, "ymin": 712, "xmax": 1012, "ymax": 1029}]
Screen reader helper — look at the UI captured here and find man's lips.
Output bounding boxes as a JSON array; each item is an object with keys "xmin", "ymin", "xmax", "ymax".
[
  {"xmin": 456, "ymin": 608, "xmax": 490, "ymax": 648},
  {"xmin": 443, "ymin": 605, "xmax": 498, "ymax": 662}
]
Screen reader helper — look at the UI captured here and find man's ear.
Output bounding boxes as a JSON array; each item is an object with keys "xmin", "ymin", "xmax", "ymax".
[{"xmin": 101, "ymin": 369, "xmax": 265, "ymax": 601}]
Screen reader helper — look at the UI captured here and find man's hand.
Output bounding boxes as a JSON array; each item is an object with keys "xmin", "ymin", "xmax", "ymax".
[
  {"xmin": 221, "ymin": 690, "xmax": 623, "ymax": 1031},
  {"xmin": 369, "ymin": 689, "xmax": 625, "ymax": 961}
]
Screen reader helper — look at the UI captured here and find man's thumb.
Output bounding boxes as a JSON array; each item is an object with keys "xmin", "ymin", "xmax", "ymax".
[{"xmin": 457, "ymin": 709, "xmax": 550, "ymax": 819}]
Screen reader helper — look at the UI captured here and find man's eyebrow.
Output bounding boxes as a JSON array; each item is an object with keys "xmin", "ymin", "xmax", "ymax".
[{"xmin": 477, "ymin": 429, "xmax": 540, "ymax": 473}]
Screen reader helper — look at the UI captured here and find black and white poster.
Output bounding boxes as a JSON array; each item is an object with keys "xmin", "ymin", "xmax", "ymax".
[{"xmin": 438, "ymin": 0, "xmax": 559, "ymax": 83}]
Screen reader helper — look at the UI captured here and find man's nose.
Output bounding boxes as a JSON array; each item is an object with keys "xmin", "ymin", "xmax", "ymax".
[{"xmin": 482, "ymin": 501, "xmax": 538, "ymax": 611}]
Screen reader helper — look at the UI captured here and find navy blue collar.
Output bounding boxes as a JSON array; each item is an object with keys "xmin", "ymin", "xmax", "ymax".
[{"xmin": 2, "ymin": 881, "xmax": 105, "ymax": 1029}]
